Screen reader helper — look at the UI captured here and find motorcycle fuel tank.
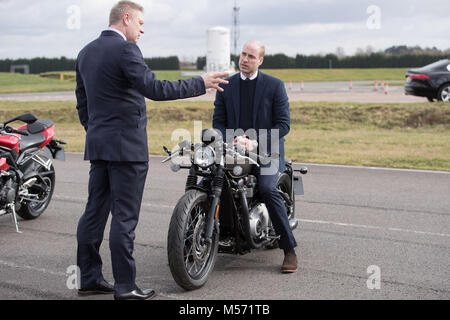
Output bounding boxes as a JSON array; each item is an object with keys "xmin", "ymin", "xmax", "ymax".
[{"xmin": 0, "ymin": 135, "xmax": 20, "ymax": 152}]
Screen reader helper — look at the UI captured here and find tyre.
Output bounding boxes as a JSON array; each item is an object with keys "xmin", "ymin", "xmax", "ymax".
[
  {"xmin": 437, "ymin": 83, "xmax": 450, "ymax": 102},
  {"xmin": 17, "ymin": 163, "xmax": 55, "ymax": 220},
  {"xmin": 167, "ymin": 190, "xmax": 219, "ymax": 290}
]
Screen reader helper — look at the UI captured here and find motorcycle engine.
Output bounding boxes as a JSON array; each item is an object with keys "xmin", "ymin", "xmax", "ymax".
[{"xmin": 248, "ymin": 203, "xmax": 270, "ymax": 240}]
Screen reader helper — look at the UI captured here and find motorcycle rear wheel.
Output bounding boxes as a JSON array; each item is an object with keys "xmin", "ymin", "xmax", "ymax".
[
  {"xmin": 17, "ymin": 163, "xmax": 55, "ymax": 220},
  {"xmin": 167, "ymin": 190, "xmax": 219, "ymax": 290}
]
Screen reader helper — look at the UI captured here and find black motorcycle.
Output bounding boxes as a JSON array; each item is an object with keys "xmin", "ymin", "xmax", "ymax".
[{"xmin": 162, "ymin": 129, "xmax": 307, "ymax": 290}]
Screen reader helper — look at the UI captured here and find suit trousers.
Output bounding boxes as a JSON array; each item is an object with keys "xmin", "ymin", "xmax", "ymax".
[
  {"xmin": 76, "ymin": 160, "xmax": 148, "ymax": 294},
  {"xmin": 253, "ymin": 162, "xmax": 297, "ymax": 251}
]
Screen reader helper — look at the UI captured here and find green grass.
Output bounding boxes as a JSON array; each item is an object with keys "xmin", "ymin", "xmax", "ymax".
[
  {"xmin": 0, "ymin": 100, "xmax": 449, "ymax": 171},
  {"xmin": 38, "ymin": 70, "xmax": 195, "ymax": 82},
  {"xmin": 260, "ymin": 68, "xmax": 409, "ymax": 82},
  {"xmin": 0, "ymin": 72, "xmax": 75, "ymax": 93}
]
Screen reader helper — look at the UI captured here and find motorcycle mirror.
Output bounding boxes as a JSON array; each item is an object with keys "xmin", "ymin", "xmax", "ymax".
[{"xmin": 170, "ymin": 163, "xmax": 181, "ymax": 172}]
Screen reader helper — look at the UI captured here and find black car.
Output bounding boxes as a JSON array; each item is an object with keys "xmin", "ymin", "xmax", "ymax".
[{"xmin": 405, "ymin": 58, "xmax": 450, "ymax": 102}]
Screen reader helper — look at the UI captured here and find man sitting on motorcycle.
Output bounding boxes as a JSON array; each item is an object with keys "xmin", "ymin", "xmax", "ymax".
[{"xmin": 213, "ymin": 40, "xmax": 298, "ymax": 273}]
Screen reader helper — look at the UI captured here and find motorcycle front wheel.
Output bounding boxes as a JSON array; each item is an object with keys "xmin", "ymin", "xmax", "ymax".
[{"xmin": 167, "ymin": 190, "xmax": 219, "ymax": 290}]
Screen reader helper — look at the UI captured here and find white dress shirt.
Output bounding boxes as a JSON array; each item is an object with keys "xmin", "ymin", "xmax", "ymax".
[{"xmin": 240, "ymin": 70, "xmax": 259, "ymax": 81}]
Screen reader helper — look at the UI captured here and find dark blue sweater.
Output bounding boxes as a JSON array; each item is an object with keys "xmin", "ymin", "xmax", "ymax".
[{"xmin": 239, "ymin": 77, "xmax": 257, "ymax": 131}]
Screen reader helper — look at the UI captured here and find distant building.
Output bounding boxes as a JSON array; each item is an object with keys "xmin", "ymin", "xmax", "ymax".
[{"xmin": 206, "ymin": 26, "xmax": 233, "ymax": 73}]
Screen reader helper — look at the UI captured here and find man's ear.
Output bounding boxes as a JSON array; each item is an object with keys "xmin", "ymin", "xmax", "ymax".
[
  {"xmin": 123, "ymin": 12, "xmax": 130, "ymax": 26},
  {"xmin": 258, "ymin": 57, "xmax": 264, "ymax": 67}
]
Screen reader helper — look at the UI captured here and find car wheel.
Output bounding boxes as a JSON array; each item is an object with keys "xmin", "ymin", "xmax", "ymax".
[
  {"xmin": 437, "ymin": 83, "xmax": 450, "ymax": 102},
  {"xmin": 427, "ymin": 97, "xmax": 435, "ymax": 102}
]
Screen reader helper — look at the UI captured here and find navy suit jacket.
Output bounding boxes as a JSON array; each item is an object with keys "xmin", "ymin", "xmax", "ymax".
[
  {"xmin": 75, "ymin": 30, "xmax": 205, "ymax": 162},
  {"xmin": 212, "ymin": 71, "xmax": 290, "ymax": 171}
]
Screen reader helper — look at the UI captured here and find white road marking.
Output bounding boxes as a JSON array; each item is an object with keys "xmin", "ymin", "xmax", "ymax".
[
  {"xmin": 299, "ymin": 163, "xmax": 450, "ymax": 175},
  {"xmin": 299, "ymin": 218, "xmax": 450, "ymax": 238},
  {"xmin": 52, "ymin": 195, "xmax": 449, "ymax": 238},
  {"xmin": 64, "ymin": 153, "xmax": 450, "ymax": 175},
  {"xmin": 0, "ymin": 259, "xmax": 66, "ymax": 277}
]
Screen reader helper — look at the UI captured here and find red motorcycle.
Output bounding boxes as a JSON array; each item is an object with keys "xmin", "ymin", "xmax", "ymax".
[{"xmin": 0, "ymin": 113, "xmax": 65, "ymax": 233}]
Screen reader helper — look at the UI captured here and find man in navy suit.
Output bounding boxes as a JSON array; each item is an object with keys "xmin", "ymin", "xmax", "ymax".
[
  {"xmin": 213, "ymin": 40, "xmax": 298, "ymax": 273},
  {"xmin": 75, "ymin": 1, "xmax": 228, "ymax": 300}
]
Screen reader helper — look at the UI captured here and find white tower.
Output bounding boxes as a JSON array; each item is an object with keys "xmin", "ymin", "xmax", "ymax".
[{"xmin": 206, "ymin": 26, "xmax": 231, "ymax": 73}]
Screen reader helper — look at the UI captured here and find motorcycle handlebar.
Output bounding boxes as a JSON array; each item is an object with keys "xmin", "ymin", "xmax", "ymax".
[{"xmin": 161, "ymin": 140, "xmax": 279, "ymax": 166}]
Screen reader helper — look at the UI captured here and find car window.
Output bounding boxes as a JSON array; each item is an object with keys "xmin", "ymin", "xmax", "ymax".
[{"xmin": 421, "ymin": 59, "xmax": 450, "ymax": 71}]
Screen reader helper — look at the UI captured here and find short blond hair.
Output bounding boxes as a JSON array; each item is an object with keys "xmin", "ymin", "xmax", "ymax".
[{"xmin": 109, "ymin": 1, "xmax": 144, "ymax": 25}]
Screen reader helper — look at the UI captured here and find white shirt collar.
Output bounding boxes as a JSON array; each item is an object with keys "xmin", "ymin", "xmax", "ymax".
[
  {"xmin": 105, "ymin": 27, "xmax": 127, "ymax": 41},
  {"xmin": 240, "ymin": 70, "xmax": 258, "ymax": 81}
]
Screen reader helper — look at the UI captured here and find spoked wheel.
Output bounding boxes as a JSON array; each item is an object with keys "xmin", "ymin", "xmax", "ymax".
[{"xmin": 167, "ymin": 190, "xmax": 219, "ymax": 290}]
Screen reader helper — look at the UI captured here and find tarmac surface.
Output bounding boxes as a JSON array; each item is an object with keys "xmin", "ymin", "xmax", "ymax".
[
  {"xmin": 0, "ymin": 153, "xmax": 449, "ymax": 300},
  {"xmin": 0, "ymin": 81, "xmax": 427, "ymax": 103}
]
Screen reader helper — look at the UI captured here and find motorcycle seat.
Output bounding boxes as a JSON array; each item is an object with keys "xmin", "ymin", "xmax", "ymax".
[
  {"xmin": 26, "ymin": 119, "xmax": 54, "ymax": 134},
  {"xmin": 19, "ymin": 132, "xmax": 46, "ymax": 152}
]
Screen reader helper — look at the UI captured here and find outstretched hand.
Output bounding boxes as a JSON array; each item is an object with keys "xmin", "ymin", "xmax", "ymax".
[{"xmin": 201, "ymin": 72, "xmax": 229, "ymax": 92}]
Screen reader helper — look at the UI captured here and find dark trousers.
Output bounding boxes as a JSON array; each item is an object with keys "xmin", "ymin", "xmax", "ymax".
[
  {"xmin": 254, "ymin": 162, "xmax": 297, "ymax": 251},
  {"xmin": 76, "ymin": 160, "xmax": 148, "ymax": 294}
]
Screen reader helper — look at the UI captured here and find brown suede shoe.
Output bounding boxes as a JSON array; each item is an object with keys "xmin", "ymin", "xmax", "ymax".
[{"xmin": 281, "ymin": 253, "xmax": 298, "ymax": 273}]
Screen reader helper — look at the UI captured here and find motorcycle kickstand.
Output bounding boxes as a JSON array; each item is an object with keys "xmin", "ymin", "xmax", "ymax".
[{"xmin": 7, "ymin": 203, "xmax": 21, "ymax": 234}]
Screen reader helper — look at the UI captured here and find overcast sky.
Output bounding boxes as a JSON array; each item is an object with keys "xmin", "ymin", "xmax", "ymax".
[{"xmin": 0, "ymin": 0, "xmax": 449, "ymax": 60}]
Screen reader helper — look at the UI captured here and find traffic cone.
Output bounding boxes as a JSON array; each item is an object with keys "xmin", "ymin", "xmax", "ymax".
[
  {"xmin": 384, "ymin": 82, "xmax": 389, "ymax": 94},
  {"xmin": 349, "ymin": 80, "xmax": 353, "ymax": 90},
  {"xmin": 288, "ymin": 80, "xmax": 292, "ymax": 90},
  {"xmin": 300, "ymin": 80, "xmax": 304, "ymax": 91},
  {"xmin": 373, "ymin": 80, "xmax": 378, "ymax": 91}
]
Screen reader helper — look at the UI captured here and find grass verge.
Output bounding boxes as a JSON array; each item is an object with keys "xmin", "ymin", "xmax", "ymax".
[{"xmin": 0, "ymin": 100, "xmax": 448, "ymax": 171}]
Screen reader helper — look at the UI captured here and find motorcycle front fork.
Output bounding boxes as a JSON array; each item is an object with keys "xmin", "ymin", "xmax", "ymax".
[{"xmin": 203, "ymin": 168, "xmax": 224, "ymax": 244}]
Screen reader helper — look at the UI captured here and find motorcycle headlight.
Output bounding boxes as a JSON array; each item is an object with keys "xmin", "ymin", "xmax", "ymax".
[{"xmin": 193, "ymin": 145, "xmax": 215, "ymax": 168}]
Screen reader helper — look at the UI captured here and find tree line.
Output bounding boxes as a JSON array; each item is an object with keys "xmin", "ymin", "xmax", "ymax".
[
  {"xmin": 197, "ymin": 46, "xmax": 450, "ymax": 69},
  {"xmin": 197, "ymin": 53, "xmax": 449, "ymax": 70},
  {"xmin": 0, "ymin": 56, "xmax": 180, "ymax": 74},
  {"xmin": 1, "ymin": 46, "xmax": 449, "ymax": 73}
]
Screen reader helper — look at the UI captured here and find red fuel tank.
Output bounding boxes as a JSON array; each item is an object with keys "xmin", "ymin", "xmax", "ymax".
[
  {"xmin": 0, "ymin": 135, "xmax": 20, "ymax": 152},
  {"xmin": 0, "ymin": 135, "xmax": 20, "ymax": 171}
]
